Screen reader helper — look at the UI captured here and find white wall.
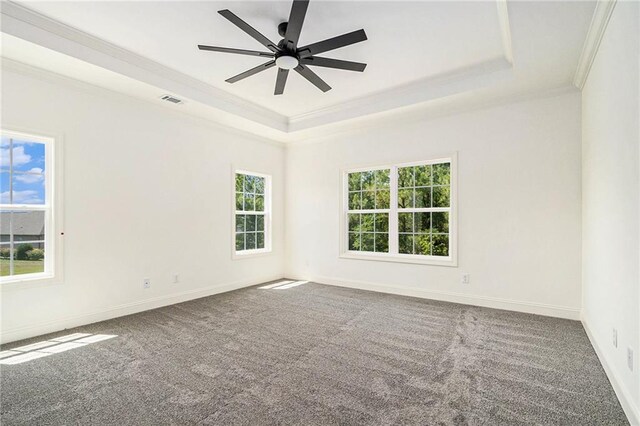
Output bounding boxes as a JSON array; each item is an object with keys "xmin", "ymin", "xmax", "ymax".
[
  {"xmin": 285, "ymin": 92, "xmax": 583, "ymax": 319},
  {"xmin": 0, "ymin": 67, "xmax": 285, "ymax": 343},
  {"xmin": 581, "ymin": 1, "xmax": 640, "ymax": 421}
]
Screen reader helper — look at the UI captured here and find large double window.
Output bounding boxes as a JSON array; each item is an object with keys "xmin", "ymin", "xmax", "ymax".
[
  {"xmin": 234, "ymin": 171, "xmax": 271, "ymax": 257},
  {"xmin": 342, "ymin": 156, "xmax": 456, "ymax": 266},
  {"xmin": 1, "ymin": 131, "xmax": 57, "ymax": 282}
]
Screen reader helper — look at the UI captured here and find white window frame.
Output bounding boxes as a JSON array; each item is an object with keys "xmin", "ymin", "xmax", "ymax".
[
  {"xmin": 231, "ymin": 168, "xmax": 272, "ymax": 259},
  {"xmin": 339, "ymin": 154, "xmax": 457, "ymax": 267},
  {"xmin": 1, "ymin": 129, "xmax": 64, "ymax": 285}
]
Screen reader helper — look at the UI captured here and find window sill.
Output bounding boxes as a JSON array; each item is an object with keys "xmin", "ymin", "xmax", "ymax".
[
  {"xmin": 232, "ymin": 249, "xmax": 272, "ymax": 260},
  {"xmin": 0, "ymin": 272, "xmax": 61, "ymax": 289},
  {"xmin": 339, "ymin": 251, "xmax": 457, "ymax": 267}
]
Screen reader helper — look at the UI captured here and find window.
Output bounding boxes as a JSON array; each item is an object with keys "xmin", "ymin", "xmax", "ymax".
[
  {"xmin": 342, "ymin": 156, "xmax": 456, "ymax": 266},
  {"xmin": 234, "ymin": 171, "xmax": 271, "ymax": 257},
  {"xmin": 1, "ymin": 131, "xmax": 58, "ymax": 282}
]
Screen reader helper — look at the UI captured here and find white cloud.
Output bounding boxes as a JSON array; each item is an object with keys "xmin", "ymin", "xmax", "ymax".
[
  {"xmin": 0, "ymin": 146, "xmax": 32, "ymax": 168},
  {"xmin": 0, "ymin": 190, "xmax": 43, "ymax": 204},
  {"xmin": 14, "ymin": 168, "xmax": 44, "ymax": 184}
]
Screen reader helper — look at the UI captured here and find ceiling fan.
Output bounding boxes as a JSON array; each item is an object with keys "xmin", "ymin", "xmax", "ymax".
[{"xmin": 197, "ymin": 0, "xmax": 367, "ymax": 95}]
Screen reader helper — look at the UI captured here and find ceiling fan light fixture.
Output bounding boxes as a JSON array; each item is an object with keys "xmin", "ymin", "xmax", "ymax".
[{"xmin": 276, "ymin": 55, "xmax": 299, "ymax": 70}]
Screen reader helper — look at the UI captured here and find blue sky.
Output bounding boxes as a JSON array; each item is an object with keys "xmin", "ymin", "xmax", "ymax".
[{"xmin": 0, "ymin": 138, "xmax": 46, "ymax": 204}]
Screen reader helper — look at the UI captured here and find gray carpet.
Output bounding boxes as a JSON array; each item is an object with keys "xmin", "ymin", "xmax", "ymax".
[{"xmin": 0, "ymin": 281, "xmax": 628, "ymax": 425}]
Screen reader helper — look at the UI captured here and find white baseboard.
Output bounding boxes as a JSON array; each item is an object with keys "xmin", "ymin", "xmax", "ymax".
[
  {"xmin": 306, "ymin": 275, "xmax": 581, "ymax": 320},
  {"xmin": 0, "ymin": 275, "xmax": 283, "ymax": 344},
  {"xmin": 582, "ymin": 314, "xmax": 640, "ymax": 426}
]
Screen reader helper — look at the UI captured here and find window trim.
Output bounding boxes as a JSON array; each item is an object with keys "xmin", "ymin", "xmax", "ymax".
[
  {"xmin": 231, "ymin": 168, "xmax": 272, "ymax": 260},
  {"xmin": 1, "ymin": 129, "xmax": 64, "ymax": 286},
  {"xmin": 339, "ymin": 154, "xmax": 458, "ymax": 267}
]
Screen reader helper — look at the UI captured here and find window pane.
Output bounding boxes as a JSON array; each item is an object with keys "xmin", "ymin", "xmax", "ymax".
[
  {"xmin": 244, "ymin": 194, "xmax": 255, "ymax": 211},
  {"xmin": 361, "ymin": 171, "xmax": 375, "ymax": 191},
  {"xmin": 235, "ymin": 192, "xmax": 244, "ymax": 211},
  {"xmin": 0, "ymin": 172, "xmax": 9, "ymax": 203},
  {"xmin": 246, "ymin": 232, "xmax": 256, "ymax": 250},
  {"xmin": 235, "ymin": 174, "xmax": 244, "ymax": 192},
  {"xmin": 374, "ymin": 213, "xmax": 389, "ymax": 233},
  {"xmin": 398, "ymin": 212, "xmax": 413, "ymax": 233},
  {"xmin": 433, "ymin": 163, "xmax": 450, "ymax": 186},
  {"xmin": 375, "ymin": 169, "xmax": 390, "ymax": 188},
  {"xmin": 398, "ymin": 167, "xmax": 414, "ymax": 188},
  {"xmin": 361, "ymin": 214, "xmax": 374, "ymax": 232},
  {"xmin": 374, "ymin": 233, "xmax": 389, "ymax": 253},
  {"xmin": 433, "ymin": 186, "xmax": 450, "ymax": 207},
  {"xmin": 256, "ymin": 215, "xmax": 265, "ymax": 232},
  {"xmin": 10, "ymin": 141, "xmax": 45, "ymax": 173},
  {"xmin": 0, "ymin": 211, "xmax": 46, "ymax": 277},
  {"xmin": 399, "ymin": 234, "xmax": 414, "ymax": 254},
  {"xmin": 348, "ymin": 192, "xmax": 362, "ymax": 210},
  {"xmin": 246, "ymin": 215, "xmax": 257, "ymax": 232},
  {"xmin": 432, "ymin": 212, "xmax": 449, "ymax": 233},
  {"xmin": 414, "ymin": 187, "xmax": 431, "ymax": 208},
  {"xmin": 235, "ymin": 233, "xmax": 245, "ymax": 251},
  {"xmin": 256, "ymin": 232, "xmax": 265, "ymax": 249},
  {"xmin": 398, "ymin": 189, "xmax": 413, "ymax": 208},
  {"xmin": 415, "ymin": 165, "xmax": 432, "ymax": 186},
  {"xmin": 348, "ymin": 232, "xmax": 360, "ymax": 251},
  {"xmin": 235, "ymin": 214, "xmax": 245, "ymax": 232},
  {"xmin": 361, "ymin": 233, "xmax": 374, "ymax": 252},
  {"xmin": 254, "ymin": 177, "xmax": 265, "ymax": 194},
  {"xmin": 432, "ymin": 234, "xmax": 449, "ymax": 256},
  {"xmin": 348, "ymin": 214, "xmax": 361, "ymax": 232},
  {"xmin": 362, "ymin": 191, "xmax": 375, "ymax": 209},
  {"xmin": 244, "ymin": 175, "xmax": 256, "ymax": 193},
  {"xmin": 375, "ymin": 190, "xmax": 390, "ymax": 209},
  {"xmin": 414, "ymin": 212, "xmax": 431, "ymax": 233},
  {"xmin": 255, "ymin": 195, "xmax": 264, "ymax": 212},
  {"xmin": 6, "ymin": 172, "xmax": 45, "ymax": 205},
  {"xmin": 348, "ymin": 172, "xmax": 362, "ymax": 191},
  {"xmin": 415, "ymin": 234, "xmax": 431, "ymax": 256}
]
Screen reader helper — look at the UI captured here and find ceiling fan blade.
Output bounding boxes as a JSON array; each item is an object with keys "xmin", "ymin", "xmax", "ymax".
[
  {"xmin": 226, "ymin": 60, "xmax": 276, "ymax": 83},
  {"xmin": 300, "ymin": 56, "xmax": 366, "ymax": 72},
  {"xmin": 294, "ymin": 64, "xmax": 331, "ymax": 92},
  {"xmin": 218, "ymin": 9, "xmax": 279, "ymax": 52},
  {"xmin": 283, "ymin": 0, "xmax": 309, "ymax": 51},
  {"xmin": 198, "ymin": 45, "xmax": 275, "ymax": 57},
  {"xmin": 274, "ymin": 68, "xmax": 289, "ymax": 95},
  {"xmin": 297, "ymin": 29, "xmax": 367, "ymax": 58}
]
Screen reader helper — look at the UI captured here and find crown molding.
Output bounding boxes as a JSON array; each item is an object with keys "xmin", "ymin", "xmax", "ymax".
[
  {"xmin": 573, "ymin": 0, "xmax": 617, "ymax": 89},
  {"xmin": 496, "ymin": 0, "xmax": 513, "ymax": 65},
  {"xmin": 289, "ymin": 57, "xmax": 513, "ymax": 132},
  {"xmin": 1, "ymin": 57, "xmax": 287, "ymax": 148},
  {"xmin": 0, "ymin": 0, "xmax": 289, "ymax": 132},
  {"xmin": 287, "ymin": 85, "xmax": 579, "ymax": 146}
]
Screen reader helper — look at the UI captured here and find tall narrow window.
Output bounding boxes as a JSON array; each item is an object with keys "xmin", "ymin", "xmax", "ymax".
[
  {"xmin": 342, "ymin": 156, "xmax": 456, "ymax": 266},
  {"xmin": 347, "ymin": 169, "xmax": 390, "ymax": 253},
  {"xmin": 234, "ymin": 171, "xmax": 271, "ymax": 256},
  {"xmin": 1, "ymin": 131, "xmax": 56, "ymax": 281}
]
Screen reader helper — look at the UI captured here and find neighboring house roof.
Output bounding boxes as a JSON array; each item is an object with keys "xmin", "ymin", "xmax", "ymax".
[{"xmin": 0, "ymin": 211, "xmax": 45, "ymax": 236}]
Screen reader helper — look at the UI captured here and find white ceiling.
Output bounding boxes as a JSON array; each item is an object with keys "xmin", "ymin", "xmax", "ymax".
[{"xmin": 1, "ymin": 0, "xmax": 596, "ymax": 141}]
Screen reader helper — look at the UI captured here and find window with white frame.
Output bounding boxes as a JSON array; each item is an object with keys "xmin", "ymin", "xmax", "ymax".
[
  {"xmin": 234, "ymin": 171, "xmax": 271, "ymax": 255},
  {"xmin": 343, "ymin": 156, "xmax": 456, "ymax": 265},
  {"xmin": 1, "ymin": 131, "xmax": 56, "ymax": 281}
]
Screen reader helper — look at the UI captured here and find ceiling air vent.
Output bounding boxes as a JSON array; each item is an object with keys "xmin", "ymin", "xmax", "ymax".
[{"xmin": 160, "ymin": 94, "xmax": 183, "ymax": 105}]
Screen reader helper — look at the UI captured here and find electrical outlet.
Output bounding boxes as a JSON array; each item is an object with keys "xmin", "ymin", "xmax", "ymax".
[
  {"xmin": 628, "ymin": 347, "xmax": 634, "ymax": 371},
  {"xmin": 461, "ymin": 273, "xmax": 470, "ymax": 285},
  {"xmin": 143, "ymin": 278, "xmax": 151, "ymax": 289},
  {"xmin": 172, "ymin": 273, "xmax": 179, "ymax": 284},
  {"xmin": 613, "ymin": 328, "xmax": 618, "ymax": 348}
]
